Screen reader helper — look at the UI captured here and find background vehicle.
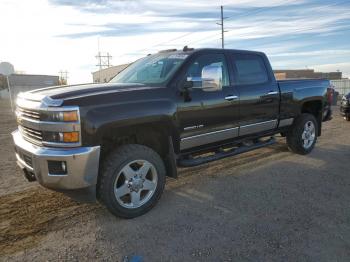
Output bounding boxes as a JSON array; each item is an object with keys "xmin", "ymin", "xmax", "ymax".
[
  {"xmin": 340, "ymin": 92, "xmax": 350, "ymax": 121},
  {"xmin": 12, "ymin": 47, "xmax": 332, "ymax": 218}
]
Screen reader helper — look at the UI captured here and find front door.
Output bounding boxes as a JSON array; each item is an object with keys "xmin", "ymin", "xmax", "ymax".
[{"xmin": 176, "ymin": 51, "xmax": 240, "ymax": 151}]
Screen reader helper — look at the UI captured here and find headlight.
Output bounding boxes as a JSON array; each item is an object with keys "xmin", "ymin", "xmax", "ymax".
[
  {"xmin": 43, "ymin": 131, "xmax": 79, "ymax": 143},
  {"xmin": 42, "ymin": 110, "xmax": 78, "ymax": 122}
]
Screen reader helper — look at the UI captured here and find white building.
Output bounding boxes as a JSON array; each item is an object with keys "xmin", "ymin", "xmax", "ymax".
[
  {"xmin": 92, "ymin": 64, "xmax": 129, "ymax": 83},
  {"xmin": 0, "ymin": 74, "xmax": 59, "ymax": 105}
]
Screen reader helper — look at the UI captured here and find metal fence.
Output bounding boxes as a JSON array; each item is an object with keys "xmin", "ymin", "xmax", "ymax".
[{"xmin": 331, "ymin": 79, "xmax": 350, "ymax": 96}]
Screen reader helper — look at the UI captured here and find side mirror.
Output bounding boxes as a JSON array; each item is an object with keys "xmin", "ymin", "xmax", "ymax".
[
  {"xmin": 201, "ymin": 65, "xmax": 222, "ymax": 91},
  {"xmin": 185, "ymin": 65, "xmax": 223, "ymax": 92}
]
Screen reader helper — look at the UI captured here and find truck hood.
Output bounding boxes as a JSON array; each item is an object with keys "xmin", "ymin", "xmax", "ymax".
[{"xmin": 24, "ymin": 82, "xmax": 154, "ymax": 101}]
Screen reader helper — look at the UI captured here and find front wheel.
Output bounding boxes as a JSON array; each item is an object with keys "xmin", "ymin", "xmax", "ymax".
[
  {"xmin": 286, "ymin": 113, "xmax": 318, "ymax": 155},
  {"xmin": 98, "ymin": 144, "xmax": 166, "ymax": 218}
]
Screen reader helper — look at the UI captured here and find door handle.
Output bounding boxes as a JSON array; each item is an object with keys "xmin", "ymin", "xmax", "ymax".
[
  {"xmin": 267, "ymin": 91, "xmax": 278, "ymax": 95},
  {"xmin": 225, "ymin": 95, "xmax": 238, "ymax": 101}
]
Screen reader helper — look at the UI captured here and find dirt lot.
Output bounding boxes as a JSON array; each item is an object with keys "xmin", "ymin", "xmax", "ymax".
[{"xmin": 0, "ymin": 98, "xmax": 349, "ymax": 261}]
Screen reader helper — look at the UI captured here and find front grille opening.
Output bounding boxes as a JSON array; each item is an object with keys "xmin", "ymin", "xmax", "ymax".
[
  {"xmin": 18, "ymin": 151, "xmax": 33, "ymax": 168},
  {"xmin": 19, "ymin": 126, "xmax": 43, "ymax": 144},
  {"xmin": 17, "ymin": 107, "xmax": 41, "ymax": 121},
  {"xmin": 23, "ymin": 154, "xmax": 33, "ymax": 167}
]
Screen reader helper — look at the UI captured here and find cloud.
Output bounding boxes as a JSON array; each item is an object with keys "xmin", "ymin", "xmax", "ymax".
[
  {"xmin": 1, "ymin": 0, "xmax": 349, "ymax": 84},
  {"xmin": 312, "ymin": 62, "xmax": 350, "ymax": 78}
]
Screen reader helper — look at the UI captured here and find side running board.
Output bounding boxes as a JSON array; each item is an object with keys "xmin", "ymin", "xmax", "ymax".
[{"xmin": 177, "ymin": 137, "xmax": 276, "ymax": 167}]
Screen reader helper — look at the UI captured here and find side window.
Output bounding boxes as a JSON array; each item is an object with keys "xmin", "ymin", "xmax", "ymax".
[
  {"xmin": 186, "ymin": 53, "xmax": 229, "ymax": 90},
  {"xmin": 232, "ymin": 54, "xmax": 269, "ymax": 85}
]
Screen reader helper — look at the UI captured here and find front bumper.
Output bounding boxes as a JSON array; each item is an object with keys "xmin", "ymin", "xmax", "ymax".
[{"xmin": 12, "ymin": 130, "xmax": 100, "ymax": 193}]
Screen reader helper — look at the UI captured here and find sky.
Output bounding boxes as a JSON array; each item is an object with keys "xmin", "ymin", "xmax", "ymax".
[{"xmin": 0, "ymin": 0, "xmax": 349, "ymax": 84}]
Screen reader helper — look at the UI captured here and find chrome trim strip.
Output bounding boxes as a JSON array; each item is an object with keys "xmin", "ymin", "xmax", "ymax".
[
  {"xmin": 16, "ymin": 115, "xmax": 80, "ymax": 132},
  {"xmin": 180, "ymin": 127, "xmax": 239, "ymax": 150},
  {"xmin": 239, "ymin": 120, "xmax": 277, "ymax": 136},
  {"xmin": 15, "ymin": 153, "xmax": 34, "ymax": 172},
  {"xmin": 184, "ymin": 125, "xmax": 204, "ymax": 131},
  {"xmin": 43, "ymin": 141, "xmax": 81, "ymax": 148},
  {"xmin": 225, "ymin": 95, "xmax": 238, "ymax": 101},
  {"xmin": 278, "ymin": 118, "xmax": 294, "ymax": 127},
  {"xmin": 267, "ymin": 91, "xmax": 278, "ymax": 95}
]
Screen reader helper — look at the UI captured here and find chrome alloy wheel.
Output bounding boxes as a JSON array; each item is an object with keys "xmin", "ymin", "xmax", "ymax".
[
  {"xmin": 114, "ymin": 160, "xmax": 158, "ymax": 209},
  {"xmin": 301, "ymin": 120, "xmax": 316, "ymax": 149}
]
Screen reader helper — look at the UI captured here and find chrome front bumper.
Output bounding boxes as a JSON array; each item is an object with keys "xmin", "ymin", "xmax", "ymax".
[{"xmin": 12, "ymin": 130, "xmax": 100, "ymax": 191}]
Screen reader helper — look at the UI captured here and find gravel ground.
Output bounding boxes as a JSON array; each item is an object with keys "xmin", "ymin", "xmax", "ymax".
[{"xmin": 0, "ymin": 98, "xmax": 349, "ymax": 261}]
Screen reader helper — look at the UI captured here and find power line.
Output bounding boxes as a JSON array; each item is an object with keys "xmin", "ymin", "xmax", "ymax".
[
  {"xmin": 118, "ymin": 3, "xmax": 289, "ymax": 57},
  {"xmin": 115, "ymin": 1, "xmax": 349, "ymax": 62},
  {"xmin": 225, "ymin": 0, "xmax": 349, "ymax": 29},
  {"xmin": 220, "ymin": 0, "xmax": 350, "ymax": 49},
  {"xmin": 124, "ymin": 32, "xmax": 194, "ymax": 56},
  {"xmin": 185, "ymin": 32, "xmax": 221, "ymax": 46}
]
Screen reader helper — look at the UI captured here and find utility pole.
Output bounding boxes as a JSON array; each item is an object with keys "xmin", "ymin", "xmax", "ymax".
[
  {"xmin": 59, "ymin": 70, "xmax": 69, "ymax": 85},
  {"xmin": 220, "ymin": 5, "xmax": 224, "ymax": 48},
  {"xmin": 95, "ymin": 51, "xmax": 112, "ymax": 83},
  {"xmin": 216, "ymin": 5, "xmax": 227, "ymax": 49},
  {"xmin": 96, "ymin": 52, "xmax": 112, "ymax": 70}
]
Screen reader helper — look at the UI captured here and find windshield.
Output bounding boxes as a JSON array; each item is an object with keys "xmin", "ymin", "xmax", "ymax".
[{"xmin": 110, "ymin": 53, "xmax": 188, "ymax": 86}]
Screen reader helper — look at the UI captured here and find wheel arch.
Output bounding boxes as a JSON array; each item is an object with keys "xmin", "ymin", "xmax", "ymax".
[{"xmin": 300, "ymin": 99, "xmax": 323, "ymax": 136}]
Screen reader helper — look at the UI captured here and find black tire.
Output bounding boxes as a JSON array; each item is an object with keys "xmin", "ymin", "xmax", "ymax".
[
  {"xmin": 98, "ymin": 144, "xmax": 166, "ymax": 218},
  {"xmin": 286, "ymin": 113, "xmax": 318, "ymax": 155},
  {"xmin": 346, "ymin": 115, "xmax": 350, "ymax": 121}
]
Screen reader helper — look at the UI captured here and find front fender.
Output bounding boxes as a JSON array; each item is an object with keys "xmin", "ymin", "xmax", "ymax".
[{"xmin": 82, "ymin": 99, "xmax": 179, "ymax": 147}]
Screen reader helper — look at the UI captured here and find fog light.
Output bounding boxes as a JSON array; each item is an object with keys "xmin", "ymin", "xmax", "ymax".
[
  {"xmin": 48, "ymin": 160, "xmax": 67, "ymax": 175},
  {"xmin": 63, "ymin": 132, "xmax": 79, "ymax": 143}
]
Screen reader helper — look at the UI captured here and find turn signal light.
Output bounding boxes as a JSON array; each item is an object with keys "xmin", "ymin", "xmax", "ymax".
[
  {"xmin": 63, "ymin": 132, "xmax": 79, "ymax": 143},
  {"xmin": 63, "ymin": 111, "xmax": 78, "ymax": 122}
]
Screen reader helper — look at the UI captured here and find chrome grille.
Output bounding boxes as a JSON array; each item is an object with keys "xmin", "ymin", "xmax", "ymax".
[
  {"xmin": 17, "ymin": 107, "xmax": 41, "ymax": 121},
  {"xmin": 19, "ymin": 126, "xmax": 43, "ymax": 144}
]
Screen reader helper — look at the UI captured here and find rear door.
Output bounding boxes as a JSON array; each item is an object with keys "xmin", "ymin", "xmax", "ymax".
[
  {"xmin": 229, "ymin": 52, "xmax": 279, "ymax": 136},
  {"xmin": 176, "ymin": 51, "xmax": 240, "ymax": 150}
]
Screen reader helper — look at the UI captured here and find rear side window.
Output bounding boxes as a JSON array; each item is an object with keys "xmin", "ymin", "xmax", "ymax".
[{"xmin": 231, "ymin": 54, "xmax": 269, "ymax": 85}]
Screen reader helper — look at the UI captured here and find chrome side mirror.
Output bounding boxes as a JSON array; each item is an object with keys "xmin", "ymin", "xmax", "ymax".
[
  {"xmin": 201, "ymin": 65, "xmax": 222, "ymax": 91},
  {"xmin": 186, "ymin": 65, "xmax": 223, "ymax": 91}
]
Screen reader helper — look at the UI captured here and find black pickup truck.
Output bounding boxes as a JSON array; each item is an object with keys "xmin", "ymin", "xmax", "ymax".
[{"xmin": 13, "ymin": 48, "xmax": 333, "ymax": 218}]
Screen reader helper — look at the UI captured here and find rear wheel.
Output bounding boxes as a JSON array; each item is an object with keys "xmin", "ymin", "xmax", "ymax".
[
  {"xmin": 286, "ymin": 113, "xmax": 318, "ymax": 155},
  {"xmin": 98, "ymin": 144, "xmax": 166, "ymax": 218},
  {"xmin": 346, "ymin": 115, "xmax": 350, "ymax": 121}
]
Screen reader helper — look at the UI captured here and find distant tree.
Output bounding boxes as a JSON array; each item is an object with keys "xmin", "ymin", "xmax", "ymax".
[
  {"xmin": 0, "ymin": 75, "xmax": 8, "ymax": 90},
  {"xmin": 59, "ymin": 78, "xmax": 67, "ymax": 85}
]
